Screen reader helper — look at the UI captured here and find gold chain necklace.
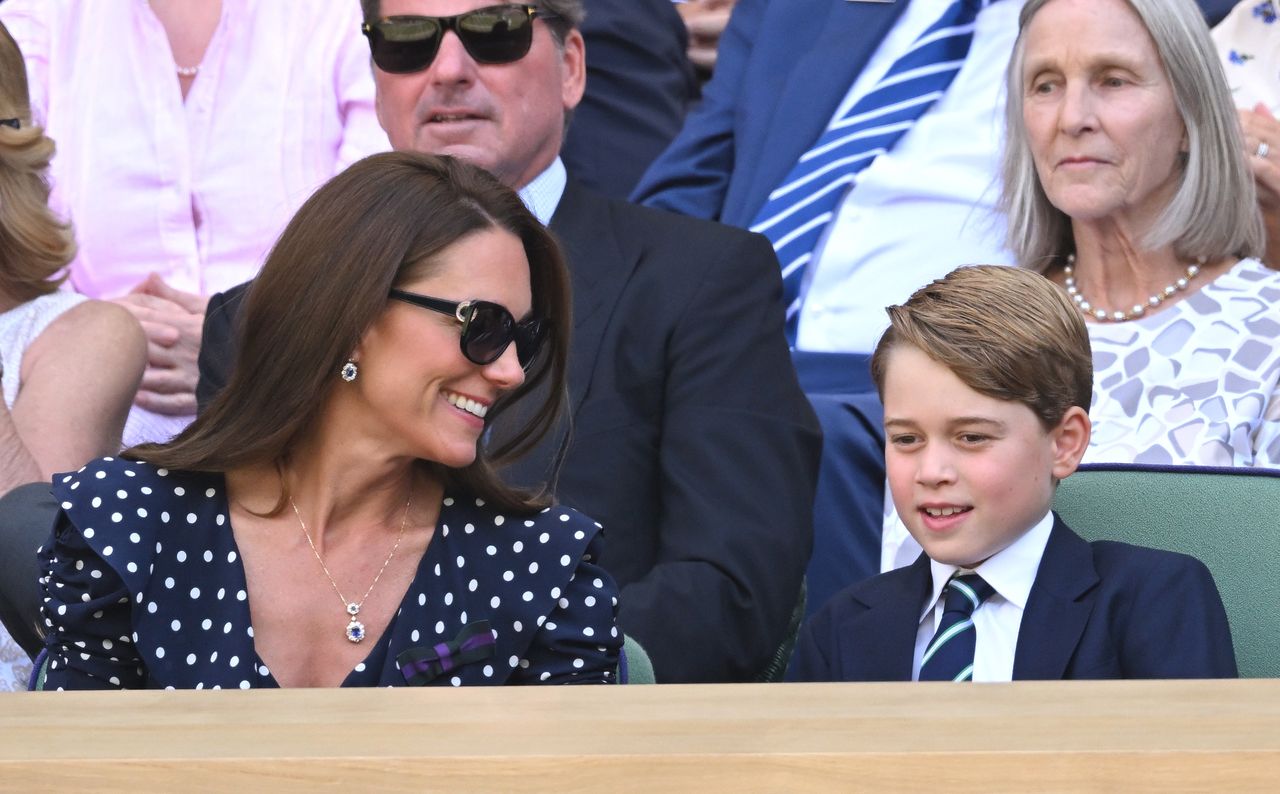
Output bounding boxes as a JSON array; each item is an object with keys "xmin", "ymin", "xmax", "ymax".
[{"xmin": 289, "ymin": 492, "xmax": 412, "ymax": 643}]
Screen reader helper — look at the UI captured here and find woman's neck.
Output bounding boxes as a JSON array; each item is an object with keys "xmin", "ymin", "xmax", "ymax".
[
  {"xmin": 147, "ymin": 0, "xmax": 223, "ymax": 101},
  {"xmin": 227, "ymin": 439, "xmax": 442, "ymax": 551},
  {"xmin": 1064, "ymin": 223, "xmax": 1230, "ymax": 319}
]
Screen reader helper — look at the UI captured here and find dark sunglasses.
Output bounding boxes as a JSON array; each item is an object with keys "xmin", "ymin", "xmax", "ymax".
[
  {"xmin": 361, "ymin": 4, "xmax": 557, "ymax": 74},
  {"xmin": 390, "ymin": 288, "xmax": 547, "ymax": 370}
]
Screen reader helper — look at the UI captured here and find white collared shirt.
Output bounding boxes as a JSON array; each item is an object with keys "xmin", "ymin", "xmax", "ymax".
[
  {"xmin": 517, "ymin": 157, "xmax": 568, "ymax": 226},
  {"xmin": 911, "ymin": 510, "xmax": 1054, "ymax": 682},
  {"xmin": 795, "ymin": 0, "xmax": 1022, "ymax": 354}
]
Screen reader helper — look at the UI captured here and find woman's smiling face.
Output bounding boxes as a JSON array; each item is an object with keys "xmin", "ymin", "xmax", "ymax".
[{"xmin": 349, "ymin": 226, "xmax": 532, "ymax": 468}]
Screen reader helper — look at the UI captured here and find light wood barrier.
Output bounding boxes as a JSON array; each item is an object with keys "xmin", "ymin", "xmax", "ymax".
[{"xmin": 2, "ymin": 680, "xmax": 1279, "ymax": 791}]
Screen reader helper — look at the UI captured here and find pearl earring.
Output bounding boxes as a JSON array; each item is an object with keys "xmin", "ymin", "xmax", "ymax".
[{"xmin": 340, "ymin": 361, "xmax": 358, "ymax": 382}]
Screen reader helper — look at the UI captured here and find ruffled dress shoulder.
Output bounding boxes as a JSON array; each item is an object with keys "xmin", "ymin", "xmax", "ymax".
[{"xmin": 39, "ymin": 457, "xmax": 621, "ymax": 689}]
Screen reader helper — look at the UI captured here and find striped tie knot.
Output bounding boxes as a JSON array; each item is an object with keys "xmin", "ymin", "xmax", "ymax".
[
  {"xmin": 941, "ymin": 573, "xmax": 995, "ymax": 619},
  {"xmin": 918, "ymin": 573, "xmax": 996, "ymax": 682}
]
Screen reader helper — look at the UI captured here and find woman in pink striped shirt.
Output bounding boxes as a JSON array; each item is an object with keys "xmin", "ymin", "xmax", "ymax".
[{"xmin": 0, "ymin": 0, "xmax": 390, "ymax": 445}]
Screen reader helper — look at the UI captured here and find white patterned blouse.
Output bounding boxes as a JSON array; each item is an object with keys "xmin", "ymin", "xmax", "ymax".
[
  {"xmin": 1084, "ymin": 257, "xmax": 1280, "ymax": 468},
  {"xmin": 1214, "ymin": 1, "xmax": 1280, "ymax": 113}
]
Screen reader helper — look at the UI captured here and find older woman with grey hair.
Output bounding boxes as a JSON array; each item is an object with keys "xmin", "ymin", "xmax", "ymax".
[{"xmin": 1001, "ymin": 0, "xmax": 1280, "ymax": 467}]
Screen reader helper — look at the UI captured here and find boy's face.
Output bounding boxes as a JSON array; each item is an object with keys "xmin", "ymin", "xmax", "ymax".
[{"xmin": 882, "ymin": 345, "xmax": 1089, "ymax": 568}]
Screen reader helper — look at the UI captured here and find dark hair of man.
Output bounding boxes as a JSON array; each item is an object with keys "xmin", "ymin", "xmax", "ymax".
[
  {"xmin": 127, "ymin": 152, "xmax": 573, "ymax": 515},
  {"xmin": 870, "ymin": 265, "xmax": 1094, "ymax": 431},
  {"xmin": 359, "ymin": 1, "xmax": 585, "ymax": 46},
  {"xmin": 0, "ymin": 21, "xmax": 75, "ymax": 303}
]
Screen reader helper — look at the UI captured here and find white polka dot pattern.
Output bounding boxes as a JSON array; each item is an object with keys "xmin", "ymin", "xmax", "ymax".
[{"xmin": 38, "ymin": 458, "xmax": 622, "ymax": 689}]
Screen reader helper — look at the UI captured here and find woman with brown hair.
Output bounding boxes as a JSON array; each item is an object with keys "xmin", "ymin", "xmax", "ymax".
[
  {"xmin": 35, "ymin": 152, "xmax": 620, "ymax": 690},
  {"xmin": 0, "ymin": 22, "xmax": 145, "ymax": 691}
]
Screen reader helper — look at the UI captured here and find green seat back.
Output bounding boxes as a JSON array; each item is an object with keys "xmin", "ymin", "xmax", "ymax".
[
  {"xmin": 1054, "ymin": 464, "xmax": 1280, "ymax": 678},
  {"xmin": 620, "ymin": 633, "xmax": 655, "ymax": 684}
]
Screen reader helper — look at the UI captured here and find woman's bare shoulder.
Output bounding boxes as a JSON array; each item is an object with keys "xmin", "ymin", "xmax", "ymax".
[{"xmin": 25, "ymin": 298, "xmax": 145, "ymax": 372}]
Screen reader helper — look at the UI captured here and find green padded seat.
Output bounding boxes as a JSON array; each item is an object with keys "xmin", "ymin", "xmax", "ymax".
[
  {"xmin": 620, "ymin": 633, "xmax": 656, "ymax": 684},
  {"xmin": 1054, "ymin": 463, "xmax": 1280, "ymax": 679}
]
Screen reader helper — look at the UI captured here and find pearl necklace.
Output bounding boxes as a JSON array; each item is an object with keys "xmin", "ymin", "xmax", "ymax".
[
  {"xmin": 1063, "ymin": 254, "xmax": 1204, "ymax": 323},
  {"xmin": 290, "ymin": 493, "xmax": 412, "ymax": 643},
  {"xmin": 146, "ymin": 2, "xmax": 201, "ymax": 76}
]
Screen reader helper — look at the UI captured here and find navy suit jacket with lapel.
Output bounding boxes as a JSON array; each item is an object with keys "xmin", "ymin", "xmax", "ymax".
[
  {"xmin": 788, "ymin": 514, "xmax": 1237, "ymax": 682},
  {"xmin": 196, "ymin": 179, "xmax": 822, "ymax": 684},
  {"xmin": 632, "ymin": 0, "xmax": 1239, "ymax": 225}
]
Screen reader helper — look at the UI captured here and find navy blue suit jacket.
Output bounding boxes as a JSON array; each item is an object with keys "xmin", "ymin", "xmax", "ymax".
[
  {"xmin": 790, "ymin": 515, "xmax": 1238, "ymax": 681},
  {"xmin": 632, "ymin": 0, "xmax": 1238, "ymax": 224},
  {"xmin": 561, "ymin": 0, "xmax": 699, "ymax": 199}
]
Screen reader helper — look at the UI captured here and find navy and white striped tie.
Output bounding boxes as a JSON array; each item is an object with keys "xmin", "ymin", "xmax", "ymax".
[
  {"xmin": 749, "ymin": 0, "xmax": 994, "ymax": 344},
  {"xmin": 918, "ymin": 573, "xmax": 995, "ymax": 682}
]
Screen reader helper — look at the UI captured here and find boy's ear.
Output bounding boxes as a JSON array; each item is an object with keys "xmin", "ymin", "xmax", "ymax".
[{"xmin": 1049, "ymin": 406, "xmax": 1091, "ymax": 480}]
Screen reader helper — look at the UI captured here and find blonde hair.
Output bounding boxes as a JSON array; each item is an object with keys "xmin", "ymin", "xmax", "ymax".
[
  {"xmin": 871, "ymin": 265, "xmax": 1093, "ymax": 430},
  {"xmin": 0, "ymin": 21, "xmax": 75, "ymax": 303},
  {"xmin": 1001, "ymin": 0, "xmax": 1263, "ymax": 270}
]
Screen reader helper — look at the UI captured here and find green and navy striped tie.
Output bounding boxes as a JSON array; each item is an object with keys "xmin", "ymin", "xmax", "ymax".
[{"xmin": 919, "ymin": 573, "xmax": 995, "ymax": 682}]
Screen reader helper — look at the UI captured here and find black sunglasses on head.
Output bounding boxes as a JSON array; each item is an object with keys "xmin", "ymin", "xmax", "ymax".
[
  {"xmin": 362, "ymin": 4, "xmax": 557, "ymax": 74},
  {"xmin": 390, "ymin": 288, "xmax": 547, "ymax": 370}
]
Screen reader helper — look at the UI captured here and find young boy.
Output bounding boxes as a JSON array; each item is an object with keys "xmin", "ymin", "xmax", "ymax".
[{"xmin": 789, "ymin": 266, "xmax": 1237, "ymax": 682}]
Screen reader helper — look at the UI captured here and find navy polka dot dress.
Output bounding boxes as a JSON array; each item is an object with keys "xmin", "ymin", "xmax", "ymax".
[{"xmin": 37, "ymin": 457, "xmax": 622, "ymax": 690}]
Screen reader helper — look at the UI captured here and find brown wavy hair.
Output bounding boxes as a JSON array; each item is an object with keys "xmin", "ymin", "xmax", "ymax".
[
  {"xmin": 128, "ymin": 152, "xmax": 572, "ymax": 514},
  {"xmin": 0, "ymin": 21, "xmax": 75, "ymax": 303},
  {"xmin": 871, "ymin": 265, "xmax": 1093, "ymax": 431}
]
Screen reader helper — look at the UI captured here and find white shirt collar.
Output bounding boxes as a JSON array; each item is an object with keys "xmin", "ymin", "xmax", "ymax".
[
  {"xmin": 920, "ymin": 510, "xmax": 1056, "ymax": 623},
  {"xmin": 516, "ymin": 157, "xmax": 567, "ymax": 226}
]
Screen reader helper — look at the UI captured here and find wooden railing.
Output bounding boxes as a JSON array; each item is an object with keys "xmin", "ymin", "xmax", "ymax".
[{"xmin": 3, "ymin": 680, "xmax": 1279, "ymax": 790}]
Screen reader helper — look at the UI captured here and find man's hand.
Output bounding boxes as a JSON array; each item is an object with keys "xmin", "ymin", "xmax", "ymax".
[{"xmin": 112, "ymin": 274, "xmax": 209, "ymax": 416}]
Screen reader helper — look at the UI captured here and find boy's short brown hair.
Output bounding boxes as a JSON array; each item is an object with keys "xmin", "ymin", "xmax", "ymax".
[{"xmin": 870, "ymin": 265, "xmax": 1093, "ymax": 430}]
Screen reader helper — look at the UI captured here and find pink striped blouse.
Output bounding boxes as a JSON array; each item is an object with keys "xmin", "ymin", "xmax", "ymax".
[{"xmin": 0, "ymin": 0, "xmax": 390, "ymax": 299}]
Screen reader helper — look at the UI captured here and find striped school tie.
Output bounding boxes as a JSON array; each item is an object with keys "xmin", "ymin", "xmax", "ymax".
[
  {"xmin": 748, "ymin": 0, "xmax": 995, "ymax": 344},
  {"xmin": 918, "ymin": 573, "xmax": 995, "ymax": 682}
]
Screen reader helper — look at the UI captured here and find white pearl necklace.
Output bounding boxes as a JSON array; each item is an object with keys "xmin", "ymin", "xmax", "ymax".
[
  {"xmin": 146, "ymin": 2, "xmax": 201, "ymax": 77},
  {"xmin": 1063, "ymin": 254, "xmax": 1204, "ymax": 323}
]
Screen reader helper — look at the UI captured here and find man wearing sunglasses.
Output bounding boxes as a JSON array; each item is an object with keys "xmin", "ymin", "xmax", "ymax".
[{"xmin": 192, "ymin": 0, "xmax": 821, "ymax": 684}]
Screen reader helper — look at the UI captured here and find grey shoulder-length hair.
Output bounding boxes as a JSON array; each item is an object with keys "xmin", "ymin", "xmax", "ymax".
[{"xmin": 1001, "ymin": 0, "xmax": 1264, "ymax": 271}]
